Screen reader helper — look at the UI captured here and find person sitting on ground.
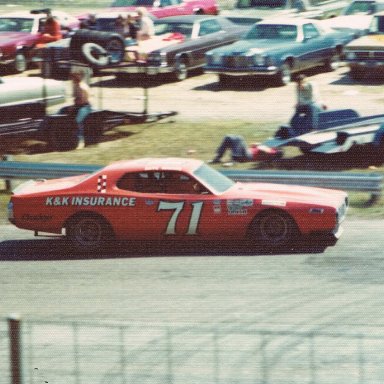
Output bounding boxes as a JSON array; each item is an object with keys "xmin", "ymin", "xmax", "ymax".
[
  {"xmin": 58, "ymin": 67, "xmax": 93, "ymax": 150},
  {"xmin": 40, "ymin": 10, "xmax": 62, "ymax": 44},
  {"xmin": 209, "ymin": 134, "xmax": 282, "ymax": 165}
]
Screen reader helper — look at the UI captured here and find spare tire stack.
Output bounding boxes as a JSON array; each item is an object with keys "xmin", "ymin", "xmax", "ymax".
[{"xmin": 70, "ymin": 30, "xmax": 125, "ymax": 67}]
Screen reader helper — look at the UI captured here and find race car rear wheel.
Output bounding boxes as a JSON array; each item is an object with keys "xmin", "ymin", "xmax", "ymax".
[
  {"xmin": 66, "ymin": 214, "xmax": 114, "ymax": 253},
  {"xmin": 249, "ymin": 209, "xmax": 299, "ymax": 250}
]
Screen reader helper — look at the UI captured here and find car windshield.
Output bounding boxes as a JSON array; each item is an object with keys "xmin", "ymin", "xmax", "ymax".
[
  {"xmin": 111, "ymin": 0, "xmax": 154, "ymax": 6},
  {"xmin": 245, "ymin": 23, "xmax": 298, "ymax": 40},
  {"xmin": 0, "ymin": 17, "xmax": 34, "ymax": 32},
  {"xmin": 236, "ymin": 0, "xmax": 287, "ymax": 9},
  {"xmin": 343, "ymin": 1, "xmax": 375, "ymax": 15},
  {"xmin": 193, "ymin": 164, "xmax": 235, "ymax": 194},
  {"xmin": 154, "ymin": 22, "xmax": 193, "ymax": 38},
  {"xmin": 369, "ymin": 15, "xmax": 384, "ymax": 33}
]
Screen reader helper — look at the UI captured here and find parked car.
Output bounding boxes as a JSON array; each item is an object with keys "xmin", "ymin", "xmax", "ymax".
[
  {"xmin": 109, "ymin": 0, "xmax": 219, "ymax": 17},
  {"xmin": 0, "ymin": 76, "xmax": 65, "ymax": 124},
  {"xmin": 320, "ymin": 0, "xmax": 384, "ymax": 38},
  {"xmin": 39, "ymin": 15, "xmax": 250, "ymax": 81},
  {"xmin": 221, "ymin": 0, "xmax": 348, "ymax": 25},
  {"xmin": 0, "ymin": 9, "xmax": 80, "ymax": 73},
  {"xmin": 344, "ymin": 10, "xmax": 384, "ymax": 80},
  {"xmin": 204, "ymin": 18, "xmax": 352, "ymax": 86},
  {"xmin": 8, "ymin": 157, "xmax": 348, "ymax": 253}
]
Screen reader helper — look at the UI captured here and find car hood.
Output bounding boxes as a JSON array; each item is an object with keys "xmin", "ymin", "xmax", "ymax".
[
  {"xmin": 12, "ymin": 175, "xmax": 88, "ymax": 196},
  {"xmin": 228, "ymin": 181, "xmax": 346, "ymax": 208},
  {"xmin": 221, "ymin": 7, "xmax": 322, "ymax": 20},
  {"xmin": 209, "ymin": 38, "xmax": 289, "ymax": 55},
  {"xmin": 321, "ymin": 14, "xmax": 372, "ymax": 31},
  {"xmin": 346, "ymin": 34, "xmax": 384, "ymax": 50},
  {"xmin": 0, "ymin": 31, "xmax": 37, "ymax": 43}
]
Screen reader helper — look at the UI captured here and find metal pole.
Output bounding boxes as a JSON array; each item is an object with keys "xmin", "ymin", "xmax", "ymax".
[
  {"xmin": 8, "ymin": 314, "xmax": 23, "ymax": 384},
  {"xmin": 2, "ymin": 154, "xmax": 13, "ymax": 192}
]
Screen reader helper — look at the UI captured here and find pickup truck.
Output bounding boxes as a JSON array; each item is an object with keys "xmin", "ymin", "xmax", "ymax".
[
  {"xmin": 264, "ymin": 108, "xmax": 384, "ymax": 158},
  {"xmin": 221, "ymin": 0, "xmax": 349, "ymax": 25}
]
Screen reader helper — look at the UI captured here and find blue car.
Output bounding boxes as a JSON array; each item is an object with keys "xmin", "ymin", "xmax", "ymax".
[{"xmin": 204, "ymin": 18, "xmax": 353, "ymax": 86}]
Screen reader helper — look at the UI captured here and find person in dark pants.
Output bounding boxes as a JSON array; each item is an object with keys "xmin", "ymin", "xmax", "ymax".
[
  {"xmin": 290, "ymin": 74, "xmax": 327, "ymax": 134},
  {"xmin": 209, "ymin": 134, "xmax": 282, "ymax": 164}
]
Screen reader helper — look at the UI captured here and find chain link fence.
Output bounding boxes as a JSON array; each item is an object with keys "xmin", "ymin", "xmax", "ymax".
[{"xmin": 3, "ymin": 316, "xmax": 384, "ymax": 384}]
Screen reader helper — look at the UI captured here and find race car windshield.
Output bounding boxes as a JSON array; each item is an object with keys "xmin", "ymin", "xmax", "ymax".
[
  {"xmin": 0, "ymin": 17, "xmax": 34, "ymax": 32},
  {"xmin": 193, "ymin": 164, "xmax": 235, "ymax": 194}
]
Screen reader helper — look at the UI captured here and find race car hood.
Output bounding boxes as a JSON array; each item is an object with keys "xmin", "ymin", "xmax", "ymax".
[
  {"xmin": 12, "ymin": 175, "xmax": 88, "ymax": 196},
  {"xmin": 229, "ymin": 181, "xmax": 346, "ymax": 208},
  {"xmin": 346, "ymin": 34, "xmax": 384, "ymax": 50}
]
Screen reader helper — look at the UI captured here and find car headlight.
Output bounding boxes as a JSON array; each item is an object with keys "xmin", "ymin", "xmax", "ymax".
[
  {"xmin": 147, "ymin": 52, "xmax": 167, "ymax": 65},
  {"xmin": 253, "ymin": 54, "xmax": 265, "ymax": 66},
  {"xmin": 345, "ymin": 51, "xmax": 356, "ymax": 60},
  {"xmin": 209, "ymin": 54, "xmax": 222, "ymax": 65}
]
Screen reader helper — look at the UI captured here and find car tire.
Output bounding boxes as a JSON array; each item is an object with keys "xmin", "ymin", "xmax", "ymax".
[
  {"xmin": 81, "ymin": 42, "xmax": 109, "ymax": 67},
  {"xmin": 66, "ymin": 213, "xmax": 114, "ymax": 253},
  {"xmin": 70, "ymin": 30, "xmax": 125, "ymax": 66},
  {"xmin": 274, "ymin": 63, "xmax": 291, "ymax": 86},
  {"xmin": 249, "ymin": 210, "xmax": 298, "ymax": 250},
  {"xmin": 218, "ymin": 74, "xmax": 233, "ymax": 85},
  {"xmin": 14, "ymin": 51, "xmax": 27, "ymax": 73},
  {"xmin": 83, "ymin": 111, "xmax": 105, "ymax": 145},
  {"xmin": 349, "ymin": 68, "xmax": 365, "ymax": 81},
  {"xmin": 324, "ymin": 54, "xmax": 339, "ymax": 72},
  {"xmin": 174, "ymin": 58, "xmax": 188, "ymax": 81}
]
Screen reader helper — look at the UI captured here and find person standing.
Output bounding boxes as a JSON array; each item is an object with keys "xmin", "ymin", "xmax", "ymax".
[
  {"xmin": 136, "ymin": 7, "xmax": 154, "ymax": 41},
  {"xmin": 290, "ymin": 74, "xmax": 326, "ymax": 133},
  {"xmin": 40, "ymin": 10, "xmax": 62, "ymax": 43},
  {"xmin": 59, "ymin": 67, "xmax": 92, "ymax": 149}
]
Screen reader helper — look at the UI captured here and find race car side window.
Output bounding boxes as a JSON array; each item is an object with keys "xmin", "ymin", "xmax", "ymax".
[{"xmin": 117, "ymin": 171, "xmax": 209, "ymax": 194}]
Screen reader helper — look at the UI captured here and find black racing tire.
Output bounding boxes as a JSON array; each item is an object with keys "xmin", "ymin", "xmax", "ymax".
[
  {"xmin": 43, "ymin": 115, "xmax": 79, "ymax": 151},
  {"xmin": 248, "ymin": 209, "xmax": 299, "ymax": 251},
  {"xmin": 66, "ymin": 213, "xmax": 114, "ymax": 253},
  {"xmin": 70, "ymin": 30, "xmax": 125, "ymax": 66},
  {"xmin": 273, "ymin": 63, "xmax": 291, "ymax": 86}
]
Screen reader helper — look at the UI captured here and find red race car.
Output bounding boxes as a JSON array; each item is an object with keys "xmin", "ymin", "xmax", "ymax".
[{"xmin": 8, "ymin": 158, "xmax": 348, "ymax": 252}]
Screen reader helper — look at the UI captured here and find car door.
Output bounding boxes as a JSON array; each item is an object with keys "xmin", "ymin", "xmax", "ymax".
[
  {"xmin": 189, "ymin": 19, "xmax": 231, "ymax": 66},
  {"xmin": 297, "ymin": 22, "xmax": 333, "ymax": 69},
  {"xmin": 114, "ymin": 170, "xmax": 223, "ymax": 240}
]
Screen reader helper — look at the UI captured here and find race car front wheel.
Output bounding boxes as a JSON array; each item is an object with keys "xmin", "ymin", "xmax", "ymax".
[
  {"xmin": 249, "ymin": 210, "xmax": 298, "ymax": 251},
  {"xmin": 66, "ymin": 213, "xmax": 114, "ymax": 253}
]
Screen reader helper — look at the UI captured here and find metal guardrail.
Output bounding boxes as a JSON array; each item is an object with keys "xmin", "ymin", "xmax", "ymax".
[{"xmin": 0, "ymin": 160, "xmax": 382, "ymax": 204}]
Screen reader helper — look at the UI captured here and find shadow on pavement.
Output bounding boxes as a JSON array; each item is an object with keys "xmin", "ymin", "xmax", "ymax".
[{"xmin": 0, "ymin": 238, "xmax": 326, "ymax": 261}]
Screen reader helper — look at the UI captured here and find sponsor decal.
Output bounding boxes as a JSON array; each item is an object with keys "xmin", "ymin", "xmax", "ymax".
[
  {"xmin": 226, "ymin": 199, "xmax": 253, "ymax": 215},
  {"xmin": 261, "ymin": 200, "xmax": 286, "ymax": 207},
  {"xmin": 22, "ymin": 214, "xmax": 52, "ymax": 221},
  {"xmin": 45, "ymin": 196, "xmax": 136, "ymax": 207},
  {"xmin": 97, "ymin": 175, "xmax": 107, "ymax": 193}
]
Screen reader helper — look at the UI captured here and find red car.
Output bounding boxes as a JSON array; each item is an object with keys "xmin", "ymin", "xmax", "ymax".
[
  {"xmin": 109, "ymin": 0, "xmax": 219, "ymax": 17},
  {"xmin": 8, "ymin": 158, "xmax": 348, "ymax": 252},
  {"xmin": 0, "ymin": 9, "xmax": 79, "ymax": 73}
]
